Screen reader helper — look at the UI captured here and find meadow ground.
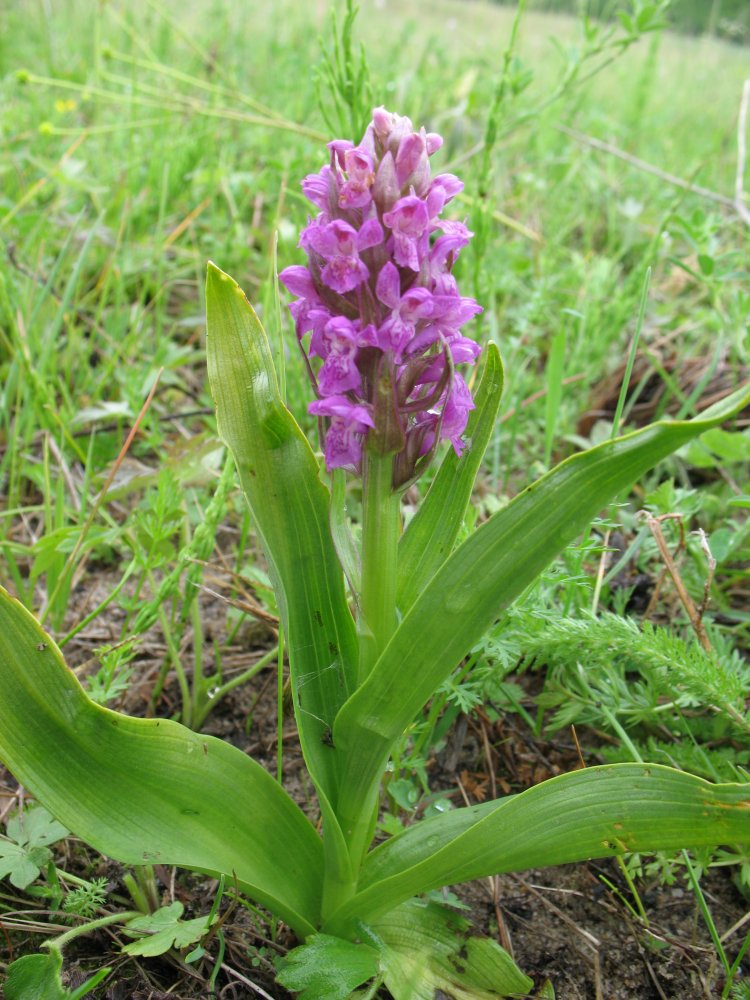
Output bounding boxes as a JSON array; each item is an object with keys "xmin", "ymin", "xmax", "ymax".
[{"xmin": 1, "ymin": 0, "xmax": 749, "ymax": 996}]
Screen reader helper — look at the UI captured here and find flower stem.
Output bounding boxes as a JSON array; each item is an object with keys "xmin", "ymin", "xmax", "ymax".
[{"xmin": 358, "ymin": 450, "xmax": 400, "ymax": 686}]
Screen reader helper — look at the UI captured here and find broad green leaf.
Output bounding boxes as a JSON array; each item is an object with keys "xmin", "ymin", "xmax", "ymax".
[
  {"xmin": 206, "ymin": 263, "xmax": 355, "ymax": 902},
  {"xmin": 372, "ymin": 898, "xmax": 532, "ymax": 1000},
  {"xmin": 397, "ymin": 343, "xmax": 504, "ymax": 615},
  {"xmin": 6, "ymin": 805, "xmax": 69, "ymax": 848},
  {"xmin": 5, "ymin": 948, "xmax": 110, "ymax": 1000},
  {"xmin": 682, "ymin": 426, "xmax": 750, "ymax": 468},
  {"xmin": 0, "ymin": 840, "xmax": 53, "ymax": 890},
  {"xmin": 0, "ymin": 805, "xmax": 68, "ymax": 889},
  {"xmin": 325, "ymin": 764, "xmax": 750, "ymax": 933},
  {"xmin": 0, "ymin": 588, "xmax": 322, "ymax": 938},
  {"xmin": 276, "ymin": 933, "xmax": 379, "ymax": 999},
  {"xmin": 5, "ymin": 950, "xmax": 68, "ymax": 1000},
  {"xmin": 206, "ymin": 263, "xmax": 357, "ymax": 813},
  {"xmin": 122, "ymin": 901, "xmax": 213, "ymax": 957},
  {"xmin": 332, "ymin": 386, "xmax": 750, "ymax": 841}
]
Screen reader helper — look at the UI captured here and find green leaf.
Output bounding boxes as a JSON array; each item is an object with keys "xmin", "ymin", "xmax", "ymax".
[
  {"xmin": 372, "ymin": 898, "xmax": 532, "ymax": 1000},
  {"xmin": 682, "ymin": 427, "xmax": 750, "ymax": 468},
  {"xmin": 0, "ymin": 588, "xmax": 322, "ymax": 938},
  {"xmin": 5, "ymin": 948, "xmax": 110, "ymax": 1000},
  {"xmin": 332, "ymin": 386, "xmax": 750, "ymax": 845},
  {"xmin": 7, "ymin": 805, "xmax": 69, "ymax": 849},
  {"xmin": 276, "ymin": 933, "xmax": 379, "ymax": 999},
  {"xmin": 205, "ymin": 263, "xmax": 358, "ymax": 811},
  {"xmin": 330, "ymin": 468, "xmax": 361, "ymax": 599},
  {"xmin": 0, "ymin": 805, "xmax": 68, "ymax": 889},
  {"xmin": 326, "ymin": 764, "xmax": 750, "ymax": 933},
  {"xmin": 0, "ymin": 840, "xmax": 53, "ymax": 890},
  {"xmin": 206, "ymin": 263, "xmax": 356, "ymax": 908},
  {"xmin": 5, "ymin": 950, "xmax": 68, "ymax": 1000},
  {"xmin": 397, "ymin": 343, "xmax": 504, "ymax": 615},
  {"xmin": 122, "ymin": 901, "xmax": 213, "ymax": 957}
]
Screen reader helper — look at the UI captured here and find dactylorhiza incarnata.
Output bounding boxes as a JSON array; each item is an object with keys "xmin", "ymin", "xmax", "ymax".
[{"xmin": 280, "ymin": 107, "xmax": 482, "ymax": 488}]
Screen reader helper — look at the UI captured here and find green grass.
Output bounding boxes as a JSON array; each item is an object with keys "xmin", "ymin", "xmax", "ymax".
[{"xmin": 1, "ymin": 0, "xmax": 749, "ymax": 993}]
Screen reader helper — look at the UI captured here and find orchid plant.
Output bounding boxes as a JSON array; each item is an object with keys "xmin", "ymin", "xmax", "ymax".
[{"xmin": 1, "ymin": 109, "xmax": 750, "ymax": 998}]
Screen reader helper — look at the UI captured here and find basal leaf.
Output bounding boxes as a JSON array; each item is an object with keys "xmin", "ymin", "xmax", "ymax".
[
  {"xmin": 206, "ymin": 263, "xmax": 357, "ymax": 812},
  {"xmin": 326, "ymin": 764, "xmax": 750, "ymax": 933},
  {"xmin": 332, "ymin": 386, "xmax": 750, "ymax": 843},
  {"xmin": 0, "ymin": 588, "xmax": 322, "ymax": 938}
]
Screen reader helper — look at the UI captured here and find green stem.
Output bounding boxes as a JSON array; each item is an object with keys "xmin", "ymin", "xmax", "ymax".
[
  {"xmin": 157, "ymin": 603, "xmax": 192, "ymax": 728},
  {"xmin": 49, "ymin": 909, "xmax": 140, "ymax": 951},
  {"xmin": 190, "ymin": 646, "xmax": 278, "ymax": 731},
  {"xmin": 358, "ymin": 450, "xmax": 400, "ymax": 685},
  {"xmin": 326, "ymin": 452, "xmax": 400, "ymax": 886},
  {"xmin": 683, "ymin": 849, "xmax": 731, "ymax": 979},
  {"xmin": 190, "ymin": 590, "xmax": 204, "ymax": 715}
]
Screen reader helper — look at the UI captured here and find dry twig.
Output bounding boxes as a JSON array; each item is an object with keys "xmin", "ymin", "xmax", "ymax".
[{"xmin": 640, "ymin": 513, "xmax": 712, "ymax": 653}]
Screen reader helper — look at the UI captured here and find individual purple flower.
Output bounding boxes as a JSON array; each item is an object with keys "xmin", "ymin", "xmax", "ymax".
[
  {"xmin": 395, "ymin": 131, "xmax": 429, "ymax": 191},
  {"xmin": 441, "ymin": 373, "xmax": 476, "ymax": 455},
  {"xmin": 372, "ymin": 151, "xmax": 399, "ymax": 211},
  {"xmin": 308, "ymin": 394, "xmax": 375, "ymax": 426},
  {"xmin": 372, "ymin": 108, "xmax": 413, "ymax": 157},
  {"xmin": 430, "ymin": 220, "xmax": 472, "ymax": 272},
  {"xmin": 280, "ymin": 265, "xmax": 330, "ymax": 341},
  {"xmin": 280, "ymin": 264, "xmax": 318, "ymax": 301},
  {"xmin": 309, "ymin": 395, "xmax": 375, "ymax": 470},
  {"xmin": 302, "ymin": 165, "xmax": 337, "ymax": 214},
  {"xmin": 316, "ymin": 318, "xmax": 362, "ymax": 395},
  {"xmin": 280, "ymin": 107, "xmax": 483, "ymax": 483},
  {"xmin": 339, "ymin": 147, "xmax": 375, "ymax": 209},
  {"xmin": 375, "ymin": 263, "xmax": 438, "ymax": 358},
  {"xmin": 301, "ymin": 218, "xmax": 383, "ymax": 294},
  {"xmin": 328, "ymin": 139, "xmax": 354, "ymax": 170},
  {"xmin": 382, "ymin": 195, "xmax": 430, "ymax": 271},
  {"xmin": 426, "ymin": 174, "xmax": 464, "ymax": 218}
]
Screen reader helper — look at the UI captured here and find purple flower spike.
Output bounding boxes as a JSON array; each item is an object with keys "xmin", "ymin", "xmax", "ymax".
[{"xmin": 281, "ymin": 108, "xmax": 483, "ymax": 481}]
